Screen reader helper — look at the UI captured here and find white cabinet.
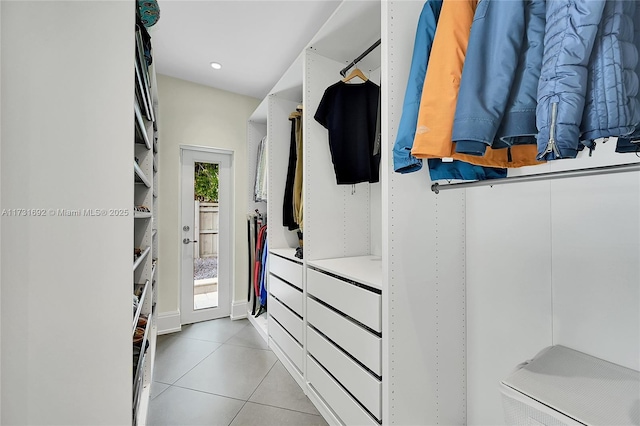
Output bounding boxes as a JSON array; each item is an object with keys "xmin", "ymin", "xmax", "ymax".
[
  {"xmin": 305, "ymin": 260, "xmax": 383, "ymax": 423},
  {"xmin": 132, "ymin": 17, "xmax": 159, "ymax": 426},
  {"xmin": 248, "ymin": 1, "xmax": 639, "ymax": 425}
]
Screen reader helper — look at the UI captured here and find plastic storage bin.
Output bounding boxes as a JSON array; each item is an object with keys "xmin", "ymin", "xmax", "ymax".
[{"xmin": 500, "ymin": 345, "xmax": 639, "ymax": 425}]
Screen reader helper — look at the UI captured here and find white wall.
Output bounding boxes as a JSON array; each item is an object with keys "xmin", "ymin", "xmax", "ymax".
[
  {"xmin": 156, "ymin": 75, "xmax": 260, "ymax": 324},
  {"xmin": 466, "ymin": 144, "xmax": 640, "ymax": 424},
  {"xmin": 1, "ymin": 1, "xmax": 133, "ymax": 424}
]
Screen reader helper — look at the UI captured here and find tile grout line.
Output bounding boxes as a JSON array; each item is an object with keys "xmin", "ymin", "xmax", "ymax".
[
  {"xmin": 164, "ymin": 341, "xmax": 225, "ymax": 385},
  {"xmin": 226, "ymin": 356, "xmax": 279, "ymax": 426},
  {"xmin": 160, "ymin": 319, "xmax": 253, "ymax": 385},
  {"xmin": 248, "ymin": 400, "xmax": 325, "ymax": 417},
  {"xmin": 168, "ymin": 383, "xmax": 249, "ymax": 403}
]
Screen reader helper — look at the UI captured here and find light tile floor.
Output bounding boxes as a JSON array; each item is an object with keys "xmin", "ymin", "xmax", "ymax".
[{"xmin": 148, "ymin": 317, "xmax": 327, "ymax": 426}]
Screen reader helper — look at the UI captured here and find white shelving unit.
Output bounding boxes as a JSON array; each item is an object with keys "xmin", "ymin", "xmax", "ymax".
[
  {"xmin": 247, "ymin": 1, "xmax": 639, "ymax": 425},
  {"xmin": 132, "ymin": 14, "xmax": 159, "ymax": 426}
]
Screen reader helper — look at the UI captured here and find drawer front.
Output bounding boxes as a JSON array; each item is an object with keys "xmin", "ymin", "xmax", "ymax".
[
  {"xmin": 269, "ymin": 254, "xmax": 302, "ymax": 289},
  {"xmin": 268, "ymin": 316, "xmax": 303, "ymax": 372},
  {"xmin": 307, "ymin": 298, "xmax": 381, "ymax": 376},
  {"xmin": 307, "ymin": 268, "xmax": 381, "ymax": 332},
  {"xmin": 307, "ymin": 326, "xmax": 381, "ymax": 419},
  {"xmin": 269, "ymin": 274, "xmax": 303, "ymax": 317},
  {"xmin": 268, "ymin": 294, "xmax": 303, "ymax": 343},
  {"xmin": 307, "ymin": 356, "xmax": 379, "ymax": 426}
]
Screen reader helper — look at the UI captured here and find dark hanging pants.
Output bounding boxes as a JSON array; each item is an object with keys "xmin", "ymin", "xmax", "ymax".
[{"xmin": 283, "ymin": 117, "xmax": 299, "ymax": 230}]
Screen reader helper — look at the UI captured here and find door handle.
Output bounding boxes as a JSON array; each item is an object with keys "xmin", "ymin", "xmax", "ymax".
[{"xmin": 183, "ymin": 238, "xmax": 198, "ymax": 244}]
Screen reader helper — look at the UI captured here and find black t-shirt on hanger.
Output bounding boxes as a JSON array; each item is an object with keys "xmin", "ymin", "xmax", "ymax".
[{"xmin": 314, "ymin": 80, "xmax": 380, "ymax": 185}]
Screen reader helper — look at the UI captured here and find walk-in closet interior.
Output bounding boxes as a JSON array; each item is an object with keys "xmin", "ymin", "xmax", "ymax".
[
  {"xmin": 1, "ymin": 0, "xmax": 639, "ymax": 425},
  {"xmin": 246, "ymin": 1, "xmax": 639, "ymax": 425}
]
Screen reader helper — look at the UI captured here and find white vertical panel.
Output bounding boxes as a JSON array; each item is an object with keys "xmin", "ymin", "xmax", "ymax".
[
  {"xmin": 247, "ymin": 120, "xmax": 267, "ymax": 214},
  {"xmin": 551, "ymin": 154, "xmax": 640, "ymax": 371},
  {"xmin": 0, "ymin": 1, "xmax": 3, "ymax": 420},
  {"xmin": 1, "ymin": 1, "xmax": 133, "ymax": 424},
  {"xmin": 383, "ymin": 1, "xmax": 466, "ymax": 424},
  {"xmin": 303, "ymin": 50, "xmax": 372, "ymax": 261},
  {"xmin": 267, "ymin": 95, "xmax": 300, "ymax": 249},
  {"xmin": 465, "ymin": 182, "xmax": 554, "ymax": 425},
  {"xmin": 370, "ymin": 67, "xmax": 382, "ymax": 258}
]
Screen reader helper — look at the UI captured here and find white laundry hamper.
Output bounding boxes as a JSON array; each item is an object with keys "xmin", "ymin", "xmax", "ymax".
[{"xmin": 500, "ymin": 345, "xmax": 639, "ymax": 425}]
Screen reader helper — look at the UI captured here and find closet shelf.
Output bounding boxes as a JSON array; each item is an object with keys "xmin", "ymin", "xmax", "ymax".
[
  {"xmin": 133, "ymin": 314, "xmax": 151, "ymax": 389},
  {"xmin": 132, "ymin": 279, "xmax": 150, "ymax": 335},
  {"xmin": 134, "ymin": 61, "xmax": 147, "ymax": 118},
  {"xmin": 135, "ymin": 26, "xmax": 154, "ymax": 123},
  {"xmin": 307, "ymin": 256, "xmax": 382, "ymax": 290},
  {"xmin": 134, "ymin": 211, "xmax": 152, "ymax": 219},
  {"xmin": 133, "ymin": 246, "xmax": 151, "ymax": 271},
  {"xmin": 134, "ymin": 100, "xmax": 151, "ymax": 150},
  {"xmin": 134, "ymin": 162, "xmax": 151, "ymax": 188},
  {"xmin": 151, "ymin": 262, "xmax": 157, "ymax": 281}
]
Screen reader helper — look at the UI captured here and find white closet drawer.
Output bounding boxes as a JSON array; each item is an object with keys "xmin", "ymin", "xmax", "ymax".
[
  {"xmin": 268, "ymin": 294, "xmax": 303, "ymax": 343},
  {"xmin": 269, "ymin": 274, "xmax": 303, "ymax": 317},
  {"xmin": 269, "ymin": 254, "xmax": 302, "ymax": 289},
  {"xmin": 307, "ymin": 268, "xmax": 381, "ymax": 332},
  {"xmin": 307, "ymin": 297, "xmax": 381, "ymax": 376},
  {"xmin": 268, "ymin": 316, "xmax": 303, "ymax": 372},
  {"xmin": 307, "ymin": 326, "xmax": 381, "ymax": 420},
  {"xmin": 307, "ymin": 356, "xmax": 379, "ymax": 426}
]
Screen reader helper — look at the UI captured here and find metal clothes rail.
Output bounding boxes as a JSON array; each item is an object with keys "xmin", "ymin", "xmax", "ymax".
[
  {"xmin": 431, "ymin": 162, "xmax": 640, "ymax": 194},
  {"xmin": 339, "ymin": 39, "xmax": 382, "ymax": 77}
]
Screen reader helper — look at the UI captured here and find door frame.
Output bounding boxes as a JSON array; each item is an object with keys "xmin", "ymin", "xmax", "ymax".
[{"xmin": 179, "ymin": 145, "xmax": 235, "ymax": 324}]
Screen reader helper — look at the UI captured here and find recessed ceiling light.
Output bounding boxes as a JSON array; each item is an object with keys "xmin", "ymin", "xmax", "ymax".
[{"xmin": 210, "ymin": 62, "xmax": 222, "ymax": 70}]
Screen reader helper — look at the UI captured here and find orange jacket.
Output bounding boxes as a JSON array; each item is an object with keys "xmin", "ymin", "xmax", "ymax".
[{"xmin": 411, "ymin": 0, "xmax": 542, "ymax": 168}]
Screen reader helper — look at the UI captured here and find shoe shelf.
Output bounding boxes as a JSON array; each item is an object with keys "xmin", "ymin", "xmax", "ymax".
[
  {"xmin": 134, "ymin": 100, "xmax": 151, "ymax": 150},
  {"xmin": 132, "ymin": 313, "xmax": 152, "ymax": 422},
  {"xmin": 133, "ymin": 246, "xmax": 151, "ymax": 271},
  {"xmin": 134, "ymin": 24, "xmax": 154, "ymax": 123},
  {"xmin": 151, "ymin": 260, "xmax": 157, "ymax": 281},
  {"xmin": 133, "ymin": 14, "xmax": 158, "ymax": 426},
  {"xmin": 133, "ymin": 279, "xmax": 150, "ymax": 335},
  {"xmin": 134, "ymin": 162, "xmax": 151, "ymax": 188}
]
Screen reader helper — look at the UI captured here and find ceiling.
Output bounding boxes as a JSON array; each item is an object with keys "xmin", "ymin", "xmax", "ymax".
[{"xmin": 149, "ymin": 0, "xmax": 342, "ymax": 100}]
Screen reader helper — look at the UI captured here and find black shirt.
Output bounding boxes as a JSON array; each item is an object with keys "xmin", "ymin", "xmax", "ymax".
[{"xmin": 314, "ymin": 80, "xmax": 380, "ymax": 184}]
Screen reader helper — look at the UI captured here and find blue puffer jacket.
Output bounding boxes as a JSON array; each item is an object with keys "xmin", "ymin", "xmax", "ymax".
[
  {"xmin": 537, "ymin": 0, "xmax": 640, "ymax": 160},
  {"xmin": 581, "ymin": 0, "xmax": 639, "ymax": 142},
  {"xmin": 616, "ymin": 2, "xmax": 640, "ymax": 153},
  {"xmin": 453, "ymin": 0, "xmax": 546, "ymax": 156}
]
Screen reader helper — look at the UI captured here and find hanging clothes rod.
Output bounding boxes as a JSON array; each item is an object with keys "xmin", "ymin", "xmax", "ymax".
[
  {"xmin": 340, "ymin": 39, "xmax": 382, "ymax": 77},
  {"xmin": 431, "ymin": 162, "xmax": 640, "ymax": 194}
]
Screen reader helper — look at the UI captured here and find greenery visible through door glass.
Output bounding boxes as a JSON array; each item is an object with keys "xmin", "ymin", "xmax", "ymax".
[{"xmin": 194, "ymin": 162, "xmax": 219, "ymax": 202}]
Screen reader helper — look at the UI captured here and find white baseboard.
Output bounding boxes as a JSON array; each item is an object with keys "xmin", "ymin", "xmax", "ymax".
[
  {"xmin": 230, "ymin": 300, "xmax": 248, "ymax": 320},
  {"xmin": 157, "ymin": 310, "xmax": 181, "ymax": 335},
  {"xmin": 247, "ymin": 309, "xmax": 268, "ymax": 343}
]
